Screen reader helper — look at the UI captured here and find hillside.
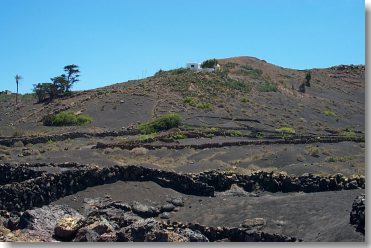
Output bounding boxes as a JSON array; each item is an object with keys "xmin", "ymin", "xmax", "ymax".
[
  {"xmin": 0, "ymin": 56, "xmax": 365, "ymax": 242},
  {"xmin": 0, "ymin": 56, "xmax": 365, "ymax": 136}
]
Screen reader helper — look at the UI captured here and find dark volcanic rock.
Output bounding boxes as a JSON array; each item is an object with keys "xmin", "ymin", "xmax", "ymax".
[
  {"xmin": 168, "ymin": 197, "xmax": 184, "ymax": 207},
  {"xmin": 4, "ymin": 196, "xmax": 300, "ymax": 242},
  {"xmin": 350, "ymin": 194, "xmax": 365, "ymax": 234},
  {"xmin": 161, "ymin": 203, "xmax": 175, "ymax": 212},
  {"xmin": 159, "ymin": 212, "xmax": 171, "ymax": 219},
  {"xmin": 18, "ymin": 205, "xmax": 82, "ymax": 241},
  {"xmin": 131, "ymin": 202, "xmax": 160, "ymax": 218}
]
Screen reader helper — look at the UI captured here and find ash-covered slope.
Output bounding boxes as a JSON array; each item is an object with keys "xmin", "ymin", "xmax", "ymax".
[{"xmin": 0, "ymin": 56, "xmax": 365, "ymax": 136}]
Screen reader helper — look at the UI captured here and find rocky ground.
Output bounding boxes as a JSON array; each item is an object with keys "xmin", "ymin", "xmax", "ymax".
[{"xmin": 0, "ymin": 56, "xmax": 365, "ymax": 242}]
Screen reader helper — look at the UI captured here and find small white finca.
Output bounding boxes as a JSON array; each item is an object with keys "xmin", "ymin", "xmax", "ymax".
[
  {"xmin": 186, "ymin": 62, "xmax": 201, "ymax": 71},
  {"xmin": 186, "ymin": 59, "xmax": 220, "ymax": 72}
]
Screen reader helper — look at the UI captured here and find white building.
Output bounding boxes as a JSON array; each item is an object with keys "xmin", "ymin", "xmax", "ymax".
[
  {"xmin": 186, "ymin": 63, "xmax": 201, "ymax": 71},
  {"xmin": 186, "ymin": 62, "xmax": 220, "ymax": 72}
]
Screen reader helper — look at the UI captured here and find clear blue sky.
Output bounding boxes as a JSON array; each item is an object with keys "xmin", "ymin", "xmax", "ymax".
[{"xmin": 0, "ymin": 0, "xmax": 365, "ymax": 93}]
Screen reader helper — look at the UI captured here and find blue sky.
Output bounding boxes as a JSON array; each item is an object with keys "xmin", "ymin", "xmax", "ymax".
[{"xmin": 0, "ymin": 0, "xmax": 365, "ymax": 93}]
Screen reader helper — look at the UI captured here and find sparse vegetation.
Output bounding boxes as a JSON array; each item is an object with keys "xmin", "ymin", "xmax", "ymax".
[
  {"xmin": 255, "ymin": 132, "xmax": 265, "ymax": 139},
  {"xmin": 43, "ymin": 111, "xmax": 93, "ymax": 126},
  {"xmin": 241, "ymin": 97, "xmax": 249, "ymax": 103},
  {"xmin": 239, "ymin": 65, "xmax": 263, "ymax": 79},
  {"xmin": 276, "ymin": 127, "xmax": 295, "ymax": 134},
  {"xmin": 209, "ymin": 127, "xmax": 219, "ymax": 133},
  {"xmin": 259, "ymin": 82, "xmax": 277, "ymax": 92},
  {"xmin": 230, "ymin": 130, "xmax": 243, "ymax": 137},
  {"xmin": 325, "ymin": 156, "xmax": 353, "ymax": 163},
  {"xmin": 341, "ymin": 128, "xmax": 357, "ymax": 139},
  {"xmin": 139, "ymin": 113, "xmax": 182, "ymax": 134},
  {"xmin": 305, "ymin": 146, "xmax": 320, "ymax": 157},
  {"xmin": 171, "ymin": 133, "xmax": 187, "ymax": 140},
  {"xmin": 323, "ymin": 110, "xmax": 336, "ymax": 117},
  {"xmin": 226, "ymin": 79, "xmax": 251, "ymax": 93},
  {"xmin": 183, "ymin": 97, "xmax": 212, "ymax": 109},
  {"xmin": 170, "ymin": 68, "xmax": 189, "ymax": 75},
  {"xmin": 139, "ymin": 133, "xmax": 158, "ymax": 142}
]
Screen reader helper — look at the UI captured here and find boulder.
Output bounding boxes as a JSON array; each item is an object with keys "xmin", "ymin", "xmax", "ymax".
[
  {"xmin": 54, "ymin": 215, "xmax": 85, "ymax": 241},
  {"xmin": 161, "ymin": 203, "xmax": 175, "ymax": 212},
  {"xmin": 159, "ymin": 212, "xmax": 171, "ymax": 219},
  {"xmin": 131, "ymin": 202, "xmax": 159, "ymax": 218},
  {"xmin": 178, "ymin": 228, "xmax": 209, "ymax": 242},
  {"xmin": 74, "ymin": 227, "xmax": 100, "ymax": 242},
  {"xmin": 169, "ymin": 197, "xmax": 184, "ymax": 207},
  {"xmin": 85, "ymin": 217, "xmax": 114, "ymax": 235}
]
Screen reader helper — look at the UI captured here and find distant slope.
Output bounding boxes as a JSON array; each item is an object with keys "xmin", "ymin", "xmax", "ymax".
[{"xmin": 0, "ymin": 56, "xmax": 365, "ymax": 136}]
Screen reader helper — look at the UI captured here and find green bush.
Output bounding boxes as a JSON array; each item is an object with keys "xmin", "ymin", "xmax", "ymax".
[
  {"xmin": 239, "ymin": 66, "xmax": 263, "ymax": 79},
  {"xmin": 323, "ymin": 110, "xmax": 336, "ymax": 117},
  {"xmin": 255, "ymin": 132, "xmax": 264, "ymax": 139},
  {"xmin": 341, "ymin": 128, "xmax": 356, "ymax": 139},
  {"xmin": 44, "ymin": 111, "xmax": 93, "ymax": 126},
  {"xmin": 209, "ymin": 127, "xmax": 219, "ymax": 133},
  {"xmin": 325, "ymin": 156, "xmax": 352, "ymax": 162},
  {"xmin": 139, "ymin": 113, "xmax": 182, "ymax": 134},
  {"xmin": 196, "ymin": 102, "xmax": 212, "ymax": 110},
  {"xmin": 230, "ymin": 130, "xmax": 243, "ymax": 137},
  {"xmin": 171, "ymin": 133, "xmax": 187, "ymax": 140},
  {"xmin": 226, "ymin": 79, "xmax": 251, "ymax": 93},
  {"xmin": 201, "ymin": 59, "xmax": 218, "ymax": 68},
  {"xmin": 241, "ymin": 97, "xmax": 249, "ymax": 103},
  {"xmin": 325, "ymin": 156, "xmax": 336, "ymax": 162},
  {"xmin": 276, "ymin": 127, "xmax": 295, "ymax": 134},
  {"xmin": 259, "ymin": 82, "xmax": 277, "ymax": 92},
  {"xmin": 183, "ymin": 96, "xmax": 198, "ymax": 107},
  {"xmin": 139, "ymin": 133, "xmax": 158, "ymax": 142},
  {"xmin": 183, "ymin": 97, "xmax": 212, "ymax": 110},
  {"xmin": 305, "ymin": 146, "xmax": 320, "ymax": 157}
]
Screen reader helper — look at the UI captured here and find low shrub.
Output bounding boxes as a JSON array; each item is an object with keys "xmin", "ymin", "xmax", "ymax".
[
  {"xmin": 230, "ymin": 130, "xmax": 243, "ymax": 137},
  {"xmin": 196, "ymin": 102, "xmax": 212, "ymax": 110},
  {"xmin": 183, "ymin": 97, "xmax": 212, "ymax": 110},
  {"xmin": 326, "ymin": 156, "xmax": 353, "ymax": 162},
  {"xmin": 183, "ymin": 96, "xmax": 198, "ymax": 106},
  {"xmin": 259, "ymin": 82, "xmax": 277, "ymax": 92},
  {"xmin": 43, "ymin": 111, "xmax": 93, "ymax": 126},
  {"xmin": 226, "ymin": 79, "xmax": 251, "ymax": 93},
  {"xmin": 139, "ymin": 133, "xmax": 158, "ymax": 142},
  {"xmin": 171, "ymin": 133, "xmax": 187, "ymax": 140},
  {"xmin": 241, "ymin": 97, "xmax": 249, "ymax": 103},
  {"xmin": 239, "ymin": 66, "xmax": 263, "ymax": 79},
  {"xmin": 209, "ymin": 127, "xmax": 219, "ymax": 133},
  {"xmin": 323, "ymin": 110, "xmax": 336, "ymax": 117},
  {"xmin": 139, "ymin": 113, "xmax": 182, "ymax": 134},
  {"xmin": 341, "ymin": 128, "xmax": 357, "ymax": 139},
  {"xmin": 276, "ymin": 127, "xmax": 295, "ymax": 134},
  {"xmin": 255, "ymin": 132, "xmax": 264, "ymax": 139},
  {"xmin": 305, "ymin": 146, "xmax": 320, "ymax": 157},
  {"xmin": 171, "ymin": 68, "xmax": 189, "ymax": 75}
]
